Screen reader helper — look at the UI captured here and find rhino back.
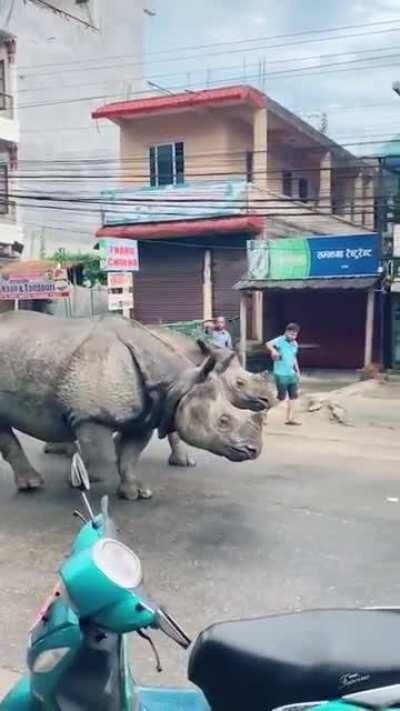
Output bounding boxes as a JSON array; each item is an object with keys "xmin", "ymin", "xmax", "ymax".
[
  {"xmin": 0, "ymin": 312, "xmax": 94, "ymax": 393},
  {"xmin": 0, "ymin": 312, "xmax": 145, "ymax": 438},
  {"xmin": 149, "ymin": 326, "xmax": 202, "ymax": 365}
]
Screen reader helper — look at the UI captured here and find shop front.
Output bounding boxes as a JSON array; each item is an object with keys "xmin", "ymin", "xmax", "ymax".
[
  {"xmin": 235, "ymin": 233, "xmax": 383, "ymax": 370},
  {"xmin": 131, "ymin": 235, "xmax": 250, "ymax": 326}
]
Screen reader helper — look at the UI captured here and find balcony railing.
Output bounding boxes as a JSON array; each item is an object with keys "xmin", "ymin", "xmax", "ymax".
[{"xmin": 0, "ymin": 93, "xmax": 14, "ymax": 119}]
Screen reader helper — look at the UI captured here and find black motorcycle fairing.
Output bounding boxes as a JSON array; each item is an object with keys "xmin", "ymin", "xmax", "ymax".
[
  {"xmin": 188, "ymin": 609, "xmax": 400, "ymax": 711},
  {"xmin": 54, "ymin": 624, "xmax": 122, "ymax": 711}
]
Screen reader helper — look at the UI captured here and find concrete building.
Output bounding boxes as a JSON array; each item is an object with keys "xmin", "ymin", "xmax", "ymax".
[
  {"xmin": 93, "ymin": 85, "xmax": 381, "ymax": 368},
  {"xmin": 0, "ymin": 0, "xmax": 145, "ymax": 258},
  {"xmin": 0, "ymin": 29, "xmax": 22, "ymax": 265}
]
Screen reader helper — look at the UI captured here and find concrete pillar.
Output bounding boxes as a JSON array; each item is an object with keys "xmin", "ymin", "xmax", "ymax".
[
  {"xmin": 353, "ymin": 173, "xmax": 364, "ymax": 226},
  {"xmin": 202, "ymin": 249, "xmax": 212, "ymax": 320},
  {"xmin": 363, "ymin": 176, "xmax": 375, "ymax": 230},
  {"xmin": 318, "ymin": 151, "xmax": 332, "ymax": 213},
  {"xmin": 252, "ymin": 291, "xmax": 263, "ymax": 341},
  {"xmin": 239, "ymin": 291, "xmax": 248, "ymax": 368},
  {"xmin": 364, "ymin": 288, "xmax": 375, "ymax": 366},
  {"xmin": 252, "ymin": 107, "xmax": 268, "ymax": 190}
]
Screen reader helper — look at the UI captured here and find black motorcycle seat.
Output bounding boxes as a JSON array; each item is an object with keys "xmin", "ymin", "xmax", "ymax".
[{"xmin": 188, "ymin": 609, "xmax": 400, "ymax": 711}]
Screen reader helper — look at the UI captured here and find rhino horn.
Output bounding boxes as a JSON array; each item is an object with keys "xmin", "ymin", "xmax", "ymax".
[{"xmin": 158, "ymin": 355, "xmax": 216, "ymax": 440}]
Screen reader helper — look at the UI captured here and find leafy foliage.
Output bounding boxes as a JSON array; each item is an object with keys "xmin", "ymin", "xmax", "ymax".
[{"xmin": 49, "ymin": 250, "xmax": 106, "ymax": 286}]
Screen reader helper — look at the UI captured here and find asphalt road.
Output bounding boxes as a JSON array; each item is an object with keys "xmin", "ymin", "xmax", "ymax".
[{"xmin": 0, "ymin": 425, "xmax": 400, "ymax": 688}]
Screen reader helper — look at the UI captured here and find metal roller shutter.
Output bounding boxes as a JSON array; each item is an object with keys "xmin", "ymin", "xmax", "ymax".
[
  {"xmin": 134, "ymin": 242, "xmax": 204, "ymax": 324},
  {"xmin": 212, "ymin": 248, "xmax": 247, "ymax": 321}
]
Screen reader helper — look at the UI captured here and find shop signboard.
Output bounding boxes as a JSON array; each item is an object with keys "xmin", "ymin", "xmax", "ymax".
[
  {"xmin": 99, "ymin": 238, "xmax": 139, "ymax": 272},
  {"xmin": 108, "ymin": 291, "xmax": 134, "ymax": 311},
  {"xmin": 0, "ymin": 267, "xmax": 70, "ymax": 300},
  {"xmin": 101, "ymin": 180, "xmax": 247, "ymax": 225},
  {"xmin": 107, "ymin": 271, "xmax": 133, "ymax": 316},
  {"xmin": 107, "ymin": 272, "xmax": 133, "ymax": 289},
  {"xmin": 247, "ymin": 234, "xmax": 380, "ymax": 280}
]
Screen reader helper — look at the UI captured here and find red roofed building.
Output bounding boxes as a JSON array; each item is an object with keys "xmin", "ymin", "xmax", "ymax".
[{"xmin": 92, "ymin": 85, "xmax": 380, "ymax": 367}]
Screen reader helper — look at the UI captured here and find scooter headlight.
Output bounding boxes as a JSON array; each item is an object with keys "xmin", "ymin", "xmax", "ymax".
[{"xmin": 93, "ymin": 539, "xmax": 142, "ymax": 589}]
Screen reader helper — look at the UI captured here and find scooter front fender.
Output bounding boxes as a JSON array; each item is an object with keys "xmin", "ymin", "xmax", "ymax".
[{"xmin": 0, "ymin": 676, "xmax": 39, "ymax": 711}]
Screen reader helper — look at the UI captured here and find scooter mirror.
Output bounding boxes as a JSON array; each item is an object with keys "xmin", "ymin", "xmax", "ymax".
[{"xmin": 70, "ymin": 453, "xmax": 91, "ymax": 492}]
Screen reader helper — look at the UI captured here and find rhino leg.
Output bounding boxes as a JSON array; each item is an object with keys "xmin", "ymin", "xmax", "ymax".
[
  {"xmin": 0, "ymin": 427, "xmax": 44, "ymax": 491},
  {"xmin": 167, "ymin": 432, "xmax": 196, "ymax": 468},
  {"xmin": 75, "ymin": 422, "xmax": 119, "ymax": 485},
  {"xmin": 117, "ymin": 431, "xmax": 153, "ymax": 501},
  {"xmin": 43, "ymin": 442, "xmax": 77, "ymax": 456}
]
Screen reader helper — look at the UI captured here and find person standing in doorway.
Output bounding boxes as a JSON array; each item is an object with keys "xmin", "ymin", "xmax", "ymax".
[
  {"xmin": 266, "ymin": 322, "xmax": 301, "ymax": 425},
  {"xmin": 212, "ymin": 316, "xmax": 233, "ymax": 349}
]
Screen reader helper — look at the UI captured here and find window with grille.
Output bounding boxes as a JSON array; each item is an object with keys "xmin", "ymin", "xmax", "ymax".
[
  {"xmin": 282, "ymin": 171, "xmax": 293, "ymax": 197},
  {"xmin": 246, "ymin": 151, "xmax": 254, "ymax": 182},
  {"xmin": 298, "ymin": 177, "xmax": 309, "ymax": 202},
  {"xmin": 149, "ymin": 142, "xmax": 184, "ymax": 187}
]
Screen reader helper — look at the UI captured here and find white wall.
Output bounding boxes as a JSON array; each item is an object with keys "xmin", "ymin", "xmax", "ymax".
[{"xmin": 0, "ymin": 0, "xmax": 145, "ymax": 258}]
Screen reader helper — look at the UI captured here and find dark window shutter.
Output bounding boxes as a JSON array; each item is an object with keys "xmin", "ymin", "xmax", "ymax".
[{"xmin": 175, "ymin": 142, "xmax": 184, "ymax": 184}]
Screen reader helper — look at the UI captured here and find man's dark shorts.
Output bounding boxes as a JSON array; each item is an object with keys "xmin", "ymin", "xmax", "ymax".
[{"xmin": 274, "ymin": 375, "xmax": 299, "ymax": 401}]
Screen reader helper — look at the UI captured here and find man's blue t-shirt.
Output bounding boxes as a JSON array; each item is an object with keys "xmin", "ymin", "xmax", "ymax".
[{"xmin": 270, "ymin": 335, "xmax": 298, "ymax": 378}]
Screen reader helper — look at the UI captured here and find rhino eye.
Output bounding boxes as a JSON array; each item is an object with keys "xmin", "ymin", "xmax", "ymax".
[
  {"xmin": 236, "ymin": 378, "xmax": 245, "ymax": 388},
  {"xmin": 218, "ymin": 414, "xmax": 231, "ymax": 429}
]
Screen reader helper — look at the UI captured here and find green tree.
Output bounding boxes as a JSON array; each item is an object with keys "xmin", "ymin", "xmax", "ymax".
[{"xmin": 50, "ymin": 249, "xmax": 106, "ymax": 286}]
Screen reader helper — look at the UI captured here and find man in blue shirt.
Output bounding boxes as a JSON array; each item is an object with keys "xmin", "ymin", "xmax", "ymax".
[{"xmin": 266, "ymin": 322, "xmax": 301, "ymax": 425}]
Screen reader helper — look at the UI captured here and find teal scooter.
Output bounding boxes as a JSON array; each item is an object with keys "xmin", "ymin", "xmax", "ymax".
[{"xmin": 3, "ymin": 455, "xmax": 400, "ymax": 711}]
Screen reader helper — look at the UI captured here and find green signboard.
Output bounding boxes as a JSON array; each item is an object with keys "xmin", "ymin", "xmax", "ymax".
[
  {"xmin": 247, "ymin": 234, "xmax": 380, "ymax": 280},
  {"xmin": 248, "ymin": 239, "xmax": 311, "ymax": 280}
]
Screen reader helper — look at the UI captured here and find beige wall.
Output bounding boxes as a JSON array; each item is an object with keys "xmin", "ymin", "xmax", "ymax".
[
  {"xmin": 266, "ymin": 142, "xmax": 321, "ymax": 199},
  {"xmin": 118, "ymin": 105, "xmax": 376, "ymax": 232},
  {"xmin": 120, "ymin": 111, "xmax": 252, "ymax": 187}
]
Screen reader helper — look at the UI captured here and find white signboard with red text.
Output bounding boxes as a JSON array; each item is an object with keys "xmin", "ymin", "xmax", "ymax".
[
  {"xmin": 99, "ymin": 238, "xmax": 139, "ymax": 272},
  {"xmin": 107, "ymin": 272, "xmax": 133, "ymax": 289}
]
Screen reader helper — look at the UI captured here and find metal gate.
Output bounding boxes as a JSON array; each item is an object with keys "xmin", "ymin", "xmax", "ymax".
[{"xmin": 134, "ymin": 243, "xmax": 204, "ymax": 324}]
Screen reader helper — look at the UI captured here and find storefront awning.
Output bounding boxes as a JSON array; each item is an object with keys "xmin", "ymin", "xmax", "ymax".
[
  {"xmin": 96, "ymin": 216, "xmax": 265, "ymax": 241},
  {"xmin": 234, "ymin": 276, "xmax": 380, "ymax": 291}
]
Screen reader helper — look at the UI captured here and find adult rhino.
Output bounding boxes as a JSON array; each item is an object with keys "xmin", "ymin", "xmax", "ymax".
[
  {"xmin": 44, "ymin": 326, "xmax": 274, "ymax": 467},
  {"xmin": 0, "ymin": 312, "xmax": 263, "ymax": 499}
]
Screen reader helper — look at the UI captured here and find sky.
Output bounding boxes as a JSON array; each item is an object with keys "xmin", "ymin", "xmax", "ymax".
[{"xmin": 145, "ymin": 0, "xmax": 400, "ymax": 156}]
